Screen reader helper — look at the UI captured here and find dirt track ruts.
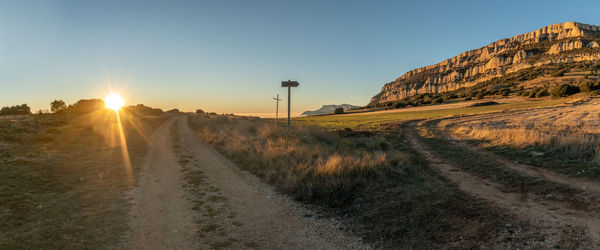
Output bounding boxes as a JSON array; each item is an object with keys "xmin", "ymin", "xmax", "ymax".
[
  {"xmin": 125, "ymin": 115, "xmax": 369, "ymax": 249},
  {"xmin": 404, "ymin": 120, "xmax": 600, "ymax": 247}
]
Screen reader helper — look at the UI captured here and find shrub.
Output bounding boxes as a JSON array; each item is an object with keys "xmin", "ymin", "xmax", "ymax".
[
  {"xmin": 520, "ymin": 91, "xmax": 530, "ymax": 97},
  {"xmin": 535, "ymin": 89, "xmax": 549, "ymax": 98},
  {"xmin": 50, "ymin": 100, "xmax": 67, "ymax": 113},
  {"xmin": 0, "ymin": 104, "xmax": 31, "ymax": 116},
  {"xmin": 499, "ymin": 88, "xmax": 510, "ymax": 96},
  {"xmin": 195, "ymin": 109, "xmax": 205, "ymax": 114},
  {"xmin": 550, "ymin": 69, "xmax": 566, "ymax": 77},
  {"xmin": 580, "ymin": 81, "xmax": 593, "ymax": 92},
  {"xmin": 394, "ymin": 102, "xmax": 406, "ymax": 109},
  {"xmin": 166, "ymin": 109, "xmax": 180, "ymax": 113},
  {"xmin": 579, "ymin": 80, "xmax": 600, "ymax": 93},
  {"xmin": 124, "ymin": 104, "xmax": 163, "ymax": 115},
  {"xmin": 334, "ymin": 107, "xmax": 344, "ymax": 114},
  {"xmin": 431, "ymin": 97, "xmax": 443, "ymax": 104},
  {"xmin": 66, "ymin": 99, "xmax": 105, "ymax": 114},
  {"xmin": 550, "ymin": 84, "xmax": 580, "ymax": 98}
]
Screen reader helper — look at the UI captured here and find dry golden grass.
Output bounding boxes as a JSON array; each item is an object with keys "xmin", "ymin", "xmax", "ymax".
[
  {"xmin": 439, "ymin": 98, "xmax": 600, "ymax": 177},
  {"xmin": 190, "ymin": 115, "xmax": 406, "ymax": 205},
  {"xmin": 0, "ymin": 110, "xmax": 165, "ymax": 248},
  {"xmin": 187, "ymin": 114, "xmax": 548, "ymax": 248}
]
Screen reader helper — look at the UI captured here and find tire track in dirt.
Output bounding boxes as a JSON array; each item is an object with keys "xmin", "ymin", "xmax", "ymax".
[
  {"xmin": 125, "ymin": 116, "xmax": 200, "ymax": 249},
  {"xmin": 404, "ymin": 120, "xmax": 600, "ymax": 247}
]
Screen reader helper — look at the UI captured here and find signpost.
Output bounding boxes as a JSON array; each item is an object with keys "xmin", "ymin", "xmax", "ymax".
[
  {"xmin": 281, "ymin": 80, "xmax": 299, "ymax": 128},
  {"xmin": 272, "ymin": 94, "xmax": 281, "ymax": 127}
]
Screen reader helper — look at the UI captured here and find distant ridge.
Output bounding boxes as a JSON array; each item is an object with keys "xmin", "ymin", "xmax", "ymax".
[{"xmin": 301, "ymin": 104, "xmax": 360, "ymax": 116}]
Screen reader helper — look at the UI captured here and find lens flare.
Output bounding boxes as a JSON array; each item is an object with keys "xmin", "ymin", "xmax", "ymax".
[{"xmin": 105, "ymin": 93, "xmax": 125, "ymax": 111}]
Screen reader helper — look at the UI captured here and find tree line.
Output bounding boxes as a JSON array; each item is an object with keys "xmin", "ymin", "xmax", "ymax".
[{"xmin": 0, "ymin": 99, "xmax": 166, "ymax": 116}]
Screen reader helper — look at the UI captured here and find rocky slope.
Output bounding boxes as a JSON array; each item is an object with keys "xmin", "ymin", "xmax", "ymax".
[
  {"xmin": 301, "ymin": 104, "xmax": 359, "ymax": 116},
  {"xmin": 370, "ymin": 21, "xmax": 600, "ymax": 105}
]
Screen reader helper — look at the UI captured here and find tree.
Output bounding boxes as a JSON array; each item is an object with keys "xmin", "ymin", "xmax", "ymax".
[
  {"xmin": 550, "ymin": 84, "xmax": 580, "ymax": 98},
  {"xmin": 66, "ymin": 99, "xmax": 105, "ymax": 114},
  {"xmin": 0, "ymin": 104, "xmax": 31, "ymax": 116},
  {"xmin": 50, "ymin": 100, "xmax": 67, "ymax": 113},
  {"xmin": 195, "ymin": 109, "xmax": 205, "ymax": 114},
  {"xmin": 334, "ymin": 107, "xmax": 344, "ymax": 114}
]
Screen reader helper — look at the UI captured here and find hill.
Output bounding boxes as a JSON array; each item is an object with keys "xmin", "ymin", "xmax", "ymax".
[
  {"xmin": 370, "ymin": 21, "xmax": 600, "ymax": 105},
  {"xmin": 301, "ymin": 104, "xmax": 360, "ymax": 116}
]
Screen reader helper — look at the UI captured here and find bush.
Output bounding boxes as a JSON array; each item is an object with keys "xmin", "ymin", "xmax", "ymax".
[
  {"xmin": 431, "ymin": 98, "xmax": 443, "ymax": 104},
  {"xmin": 535, "ymin": 89, "xmax": 549, "ymax": 98},
  {"xmin": 550, "ymin": 69, "xmax": 567, "ymax": 77},
  {"xmin": 550, "ymin": 84, "xmax": 580, "ymax": 98},
  {"xmin": 124, "ymin": 104, "xmax": 163, "ymax": 115},
  {"xmin": 334, "ymin": 107, "xmax": 344, "ymax": 114},
  {"xmin": 50, "ymin": 100, "xmax": 67, "ymax": 113},
  {"xmin": 166, "ymin": 109, "xmax": 180, "ymax": 113},
  {"xmin": 66, "ymin": 99, "xmax": 105, "ymax": 114},
  {"xmin": 579, "ymin": 80, "xmax": 600, "ymax": 93},
  {"xmin": 0, "ymin": 104, "xmax": 31, "ymax": 116},
  {"xmin": 580, "ymin": 81, "xmax": 593, "ymax": 92},
  {"xmin": 499, "ymin": 88, "xmax": 510, "ymax": 96},
  {"xmin": 195, "ymin": 109, "xmax": 205, "ymax": 114}
]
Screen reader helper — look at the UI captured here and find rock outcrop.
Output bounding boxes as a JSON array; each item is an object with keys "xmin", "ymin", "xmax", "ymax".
[{"xmin": 370, "ymin": 22, "xmax": 600, "ymax": 105}]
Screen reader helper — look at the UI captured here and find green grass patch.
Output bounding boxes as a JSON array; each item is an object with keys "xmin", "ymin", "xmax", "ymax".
[{"xmin": 293, "ymin": 99, "xmax": 565, "ymax": 130}]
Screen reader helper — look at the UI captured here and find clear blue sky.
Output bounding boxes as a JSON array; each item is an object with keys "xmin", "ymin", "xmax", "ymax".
[{"xmin": 1, "ymin": 0, "xmax": 599, "ymax": 116}]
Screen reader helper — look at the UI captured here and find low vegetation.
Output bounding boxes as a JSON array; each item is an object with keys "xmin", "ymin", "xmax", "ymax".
[
  {"xmin": 0, "ymin": 104, "xmax": 165, "ymax": 248},
  {"xmin": 438, "ymin": 100, "xmax": 600, "ymax": 178},
  {"xmin": 295, "ymin": 99, "xmax": 565, "ymax": 130},
  {"xmin": 0, "ymin": 104, "xmax": 31, "ymax": 115},
  {"xmin": 188, "ymin": 114, "xmax": 543, "ymax": 248}
]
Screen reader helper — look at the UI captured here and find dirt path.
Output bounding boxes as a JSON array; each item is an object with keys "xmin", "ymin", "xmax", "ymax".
[
  {"xmin": 125, "ymin": 116, "xmax": 368, "ymax": 249},
  {"xmin": 404, "ymin": 121, "xmax": 600, "ymax": 247},
  {"xmin": 126, "ymin": 117, "xmax": 200, "ymax": 249}
]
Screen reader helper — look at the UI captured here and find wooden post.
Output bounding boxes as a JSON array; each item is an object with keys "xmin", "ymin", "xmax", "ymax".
[
  {"xmin": 281, "ymin": 80, "xmax": 299, "ymax": 128},
  {"xmin": 272, "ymin": 94, "xmax": 281, "ymax": 127},
  {"xmin": 287, "ymin": 86, "xmax": 290, "ymax": 127}
]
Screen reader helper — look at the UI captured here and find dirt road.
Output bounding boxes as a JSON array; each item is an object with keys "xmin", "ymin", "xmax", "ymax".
[{"xmin": 125, "ymin": 116, "xmax": 368, "ymax": 249}]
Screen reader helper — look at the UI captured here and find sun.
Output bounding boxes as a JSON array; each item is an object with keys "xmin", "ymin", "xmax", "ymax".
[{"xmin": 105, "ymin": 93, "xmax": 125, "ymax": 111}]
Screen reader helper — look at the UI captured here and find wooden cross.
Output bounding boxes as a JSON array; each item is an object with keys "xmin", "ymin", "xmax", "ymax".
[{"xmin": 272, "ymin": 94, "xmax": 281, "ymax": 126}]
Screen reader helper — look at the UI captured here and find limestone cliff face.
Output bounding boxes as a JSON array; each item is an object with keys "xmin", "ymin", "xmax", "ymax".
[{"xmin": 370, "ymin": 22, "xmax": 600, "ymax": 105}]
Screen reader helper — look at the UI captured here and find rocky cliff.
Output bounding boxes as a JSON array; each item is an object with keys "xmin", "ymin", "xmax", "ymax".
[{"xmin": 370, "ymin": 22, "xmax": 600, "ymax": 105}]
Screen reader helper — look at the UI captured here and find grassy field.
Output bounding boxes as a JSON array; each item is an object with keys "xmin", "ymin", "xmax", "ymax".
[
  {"xmin": 0, "ymin": 111, "xmax": 164, "ymax": 248},
  {"xmin": 188, "ymin": 114, "xmax": 544, "ymax": 248},
  {"xmin": 438, "ymin": 97, "xmax": 600, "ymax": 178},
  {"xmin": 293, "ymin": 98, "xmax": 566, "ymax": 130}
]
